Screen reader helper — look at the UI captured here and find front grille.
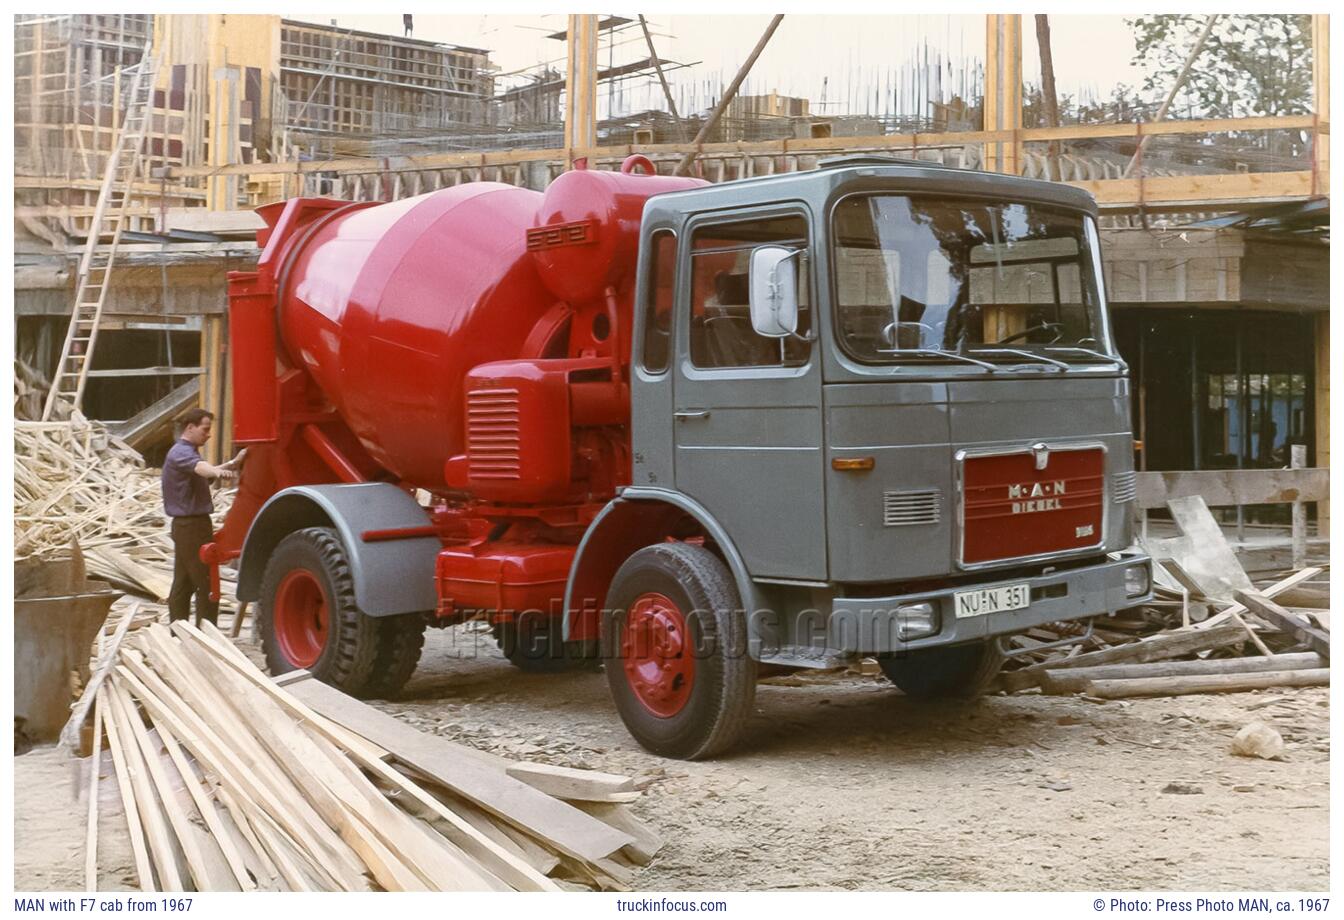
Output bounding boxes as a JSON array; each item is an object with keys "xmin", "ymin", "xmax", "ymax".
[
  {"xmin": 1112, "ymin": 470, "xmax": 1137, "ymax": 504},
  {"xmin": 466, "ymin": 387, "xmax": 521, "ymax": 480},
  {"xmin": 883, "ymin": 489, "xmax": 942, "ymax": 527},
  {"xmin": 960, "ymin": 447, "xmax": 1105, "ymax": 565}
]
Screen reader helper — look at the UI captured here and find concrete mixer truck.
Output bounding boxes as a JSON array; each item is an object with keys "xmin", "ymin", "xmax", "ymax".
[{"xmin": 207, "ymin": 154, "xmax": 1152, "ymax": 759}]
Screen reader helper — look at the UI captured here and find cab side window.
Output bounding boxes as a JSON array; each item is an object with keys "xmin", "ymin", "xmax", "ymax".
[
  {"xmin": 688, "ymin": 215, "xmax": 810, "ymax": 369},
  {"xmin": 641, "ymin": 229, "xmax": 677, "ymax": 374}
]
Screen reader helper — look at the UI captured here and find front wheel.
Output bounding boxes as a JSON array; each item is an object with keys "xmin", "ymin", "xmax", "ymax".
[
  {"xmin": 258, "ymin": 527, "xmax": 425, "ymax": 699},
  {"xmin": 878, "ymin": 640, "xmax": 1003, "ymax": 700},
  {"xmin": 603, "ymin": 543, "xmax": 755, "ymax": 760}
]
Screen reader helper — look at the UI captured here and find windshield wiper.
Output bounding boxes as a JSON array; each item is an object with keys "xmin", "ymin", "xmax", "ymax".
[
  {"xmin": 967, "ymin": 347, "xmax": 1070, "ymax": 370},
  {"xmin": 1044, "ymin": 345, "xmax": 1125, "ymax": 365},
  {"xmin": 875, "ymin": 348, "xmax": 1002, "ymax": 371}
]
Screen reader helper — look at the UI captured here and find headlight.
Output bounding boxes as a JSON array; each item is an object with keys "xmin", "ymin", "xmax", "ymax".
[
  {"xmin": 897, "ymin": 602, "xmax": 939, "ymax": 640},
  {"xmin": 1124, "ymin": 563, "xmax": 1151, "ymax": 598}
]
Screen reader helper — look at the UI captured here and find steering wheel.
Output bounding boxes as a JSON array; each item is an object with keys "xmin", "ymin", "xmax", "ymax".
[
  {"xmin": 994, "ymin": 321, "xmax": 1064, "ymax": 345},
  {"xmin": 881, "ymin": 320, "xmax": 935, "ymax": 347}
]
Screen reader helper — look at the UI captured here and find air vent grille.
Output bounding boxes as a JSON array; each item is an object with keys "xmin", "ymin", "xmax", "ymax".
[
  {"xmin": 1112, "ymin": 470, "xmax": 1137, "ymax": 505},
  {"xmin": 883, "ymin": 489, "xmax": 942, "ymax": 527},
  {"xmin": 466, "ymin": 387, "xmax": 521, "ymax": 480}
]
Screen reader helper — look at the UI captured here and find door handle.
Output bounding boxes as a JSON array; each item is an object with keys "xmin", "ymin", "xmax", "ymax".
[{"xmin": 674, "ymin": 409, "xmax": 711, "ymax": 420}]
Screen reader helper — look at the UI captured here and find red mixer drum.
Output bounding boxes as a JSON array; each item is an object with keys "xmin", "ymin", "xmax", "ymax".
[{"xmin": 276, "ymin": 183, "xmax": 554, "ymax": 489}]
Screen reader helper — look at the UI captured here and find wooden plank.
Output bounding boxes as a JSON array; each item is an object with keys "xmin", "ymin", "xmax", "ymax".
[
  {"xmin": 1000, "ymin": 623, "xmax": 1248, "ymax": 692},
  {"xmin": 1038, "ymin": 651, "xmax": 1324, "ymax": 694},
  {"xmin": 571, "ymin": 801, "xmax": 664, "ymax": 866},
  {"xmin": 1073, "ymin": 170, "xmax": 1315, "ymax": 207},
  {"xmin": 400, "ymin": 784, "xmax": 558, "ymax": 876},
  {"xmin": 1234, "ymin": 592, "xmax": 1331, "ymax": 658},
  {"xmin": 182, "ymin": 622, "xmax": 560, "ymax": 891},
  {"xmin": 159, "ymin": 115, "xmax": 1320, "ymax": 180},
  {"xmin": 983, "ymin": 14, "xmax": 1023, "ymax": 174},
  {"xmin": 134, "ymin": 627, "xmax": 376, "ymax": 884},
  {"xmin": 60, "ymin": 602, "xmax": 139, "ymax": 750},
  {"xmin": 505, "ymin": 762, "xmax": 636, "ymax": 802},
  {"xmin": 1163, "ymin": 495, "xmax": 1255, "ymax": 601},
  {"xmin": 1195, "ymin": 568, "xmax": 1323, "ymax": 631},
  {"xmin": 142, "ymin": 705, "xmax": 257, "ymax": 890},
  {"xmin": 283, "ymin": 675, "xmax": 634, "ymax": 863},
  {"xmin": 176, "ymin": 641, "xmax": 487, "ymax": 892},
  {"xmin": 109, "ymin": 677, "xmax": 238, "ymax": 891},
  {"xmin": 1083, "ymin": 668, "xmax": 1329, "ymax": 699},
  {"xmin": 103, "ymin": 680, "xmax": 185, "ymax": 891},
  {"xmin": 210, "ymin": 785, "xmax": 283, "ymax": 890},
  {"xmin": 1159, "ymin": 558, "xmax": 1274, "ymax": 656},
  {"xmin": 84, "ymin": 692, "xmax": 104, "ymax": 891},
  {"xmin": 310, "ymin": 732, "xmax": 508, "ymax": 892},
  {"xmin": 1136, "ymin": 468, "xmax": 1329, "ymax": 509},
  {"xmin": 114, "ymin": 650, "xmax": 367, "ymax": 891},
  {"xmin": 1313, "ymin": 15, "xmax": 1330, "ymax": 195}
]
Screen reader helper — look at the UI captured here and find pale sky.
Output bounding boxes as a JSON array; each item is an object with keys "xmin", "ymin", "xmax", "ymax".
[{"xmin": 286, "ymin": 14, "xmax": 1146, "ymax": 120}]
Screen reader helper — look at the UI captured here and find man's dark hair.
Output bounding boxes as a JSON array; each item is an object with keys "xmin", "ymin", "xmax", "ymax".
[{"xmin": 177, "ymin": 408, "xmax": 215, "ymax": 432}]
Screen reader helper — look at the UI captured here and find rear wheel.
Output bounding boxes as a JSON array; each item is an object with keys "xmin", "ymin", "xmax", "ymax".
[
  {"xmin": 492, "ymin": 611, "xmax": 588, "ymax": 672},
  {"xmin": 603, "ymin": 543, "xmax": 755, "ymax": 760},
  {"xmin": 878, "ymin": 640, "xmax": 1003, "ymax": 700},
  {"xmin": 258, "ymin": 527, "xmax": 425, "ymax": 699}
]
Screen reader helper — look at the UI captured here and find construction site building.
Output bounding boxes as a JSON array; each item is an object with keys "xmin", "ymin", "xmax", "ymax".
[{"xmin": 9, "ymin": 14, "xmax": 1331, "ymax": 540}]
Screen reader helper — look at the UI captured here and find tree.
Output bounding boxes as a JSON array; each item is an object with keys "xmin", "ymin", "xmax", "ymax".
[{"xmin": 1128, "ymin": 14, "xmax": 1312, "ymax": 119}]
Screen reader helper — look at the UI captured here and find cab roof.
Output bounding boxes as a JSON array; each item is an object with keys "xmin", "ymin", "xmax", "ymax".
[{"xmin": 644, "ymin": 155, "xmax": 1097, "ymax": 224}]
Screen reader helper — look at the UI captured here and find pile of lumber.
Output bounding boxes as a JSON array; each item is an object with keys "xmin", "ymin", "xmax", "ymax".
[
  {"xmin": 80, "ymin": 617, "xmax": 660, "ymax": 892},
  {"xmin": 999, "ymin": 496, "xmax": 1329, "ymax": 700},
  {"xmin": 13, "ymin": 409, "xmax": 235, "ymax": 603}
]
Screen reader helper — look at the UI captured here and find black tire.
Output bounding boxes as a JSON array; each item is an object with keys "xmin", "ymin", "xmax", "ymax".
[
  {"xmin": 603, "ymin": 543, "xmax": 755, "ymax": 760},
  {"xmin": 492, "ymin": 611, "xmax": 587, "ymax": 673},
  {"xmin": 878, "ymin": 640, "xmax": 1003, "ymax": 700},
  {"xmin": 258, "ymin": 527, "xmax": 425, "ymax": 699}
]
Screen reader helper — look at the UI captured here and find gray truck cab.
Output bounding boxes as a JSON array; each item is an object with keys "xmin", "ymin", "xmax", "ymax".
[{"xmin": 624, "ymin": 157, "xmax": 1151, "ymax": 678}]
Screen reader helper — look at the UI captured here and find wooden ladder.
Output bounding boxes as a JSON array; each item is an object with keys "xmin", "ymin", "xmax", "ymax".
[{"xmin": 42, "ymin": 50, "xmax": 159, "ymax": 421}]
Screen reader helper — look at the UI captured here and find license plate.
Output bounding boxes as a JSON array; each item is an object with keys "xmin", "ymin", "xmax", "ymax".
[{"xmin": 954, "ymin": 583, "xmax": 1030, "ymax": 618}]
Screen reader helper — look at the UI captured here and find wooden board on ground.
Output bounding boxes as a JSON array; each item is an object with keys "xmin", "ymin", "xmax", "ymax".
[
  {"xmin": 1234, "ymin": 591, "xmax": 1331, "ymax": 658},
  {"xmin": 1082, "ymin": 667, "xmax": 1329, "ymax": 699},
  {"xmin": 1037, "ymin": 651, "xmax": 1324, "ymax": 694},
  {"xmin": 571, "ymin": 801, "xmax": 664, "ymax": 866},
  {"xmin": 1000, "ymin": 622, "xmax": 1249, "ymax": 692},
  {"xmin": 1196, "ymin": 567, "xmax": 1323, "ymax": 630},
  {"xmin": 1163, "ymin": 495, "xmax": 1256, "ymax": 601},
  {"xmin": 505, "ymin": 762, "xmax": 637, "ymax": 802},
  {"xmin": 283, "ymin": 675, "xmax": 635, "ymax": 863}
]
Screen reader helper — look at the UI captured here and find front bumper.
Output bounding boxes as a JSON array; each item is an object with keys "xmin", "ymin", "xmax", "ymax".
[{"xmin": 827, "ymin": 553, "xmax": 1152, "ymax": 655}]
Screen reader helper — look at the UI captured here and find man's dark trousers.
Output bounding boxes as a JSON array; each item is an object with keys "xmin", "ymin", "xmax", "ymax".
[{"xmin": 169, "ymin": 514, "xmax": 218, "ymax": 624}]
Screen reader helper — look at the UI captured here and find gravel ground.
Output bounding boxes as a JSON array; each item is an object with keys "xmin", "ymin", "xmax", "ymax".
[{"xmin": 14, "ymin": 621, "xmax": 1329, "ymax": 892}]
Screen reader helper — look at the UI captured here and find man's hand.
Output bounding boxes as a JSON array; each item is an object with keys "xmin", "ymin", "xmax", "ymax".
[
  {"xmin": 219, "ymin": 447, "xmax": 248, "ymax": 472},
  {"xmin": 193, "ymin": 460, "xmax": 239, "ymax": 482}
]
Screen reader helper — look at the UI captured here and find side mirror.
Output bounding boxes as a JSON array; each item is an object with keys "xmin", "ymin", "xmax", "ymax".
[{"xmin": 749, "ymin": 245, "xmax": 801, "ymax": 338}]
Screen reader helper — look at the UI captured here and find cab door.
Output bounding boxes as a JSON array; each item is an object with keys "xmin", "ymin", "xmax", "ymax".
[{"xmin": 672, "ymin": 208, "xmax": 827, "ymax": 580}]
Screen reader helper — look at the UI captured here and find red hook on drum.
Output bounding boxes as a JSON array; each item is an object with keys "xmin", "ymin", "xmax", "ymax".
[{"xmin": 621, "ymin": 154, "xmax": 657, "ymax": 176}]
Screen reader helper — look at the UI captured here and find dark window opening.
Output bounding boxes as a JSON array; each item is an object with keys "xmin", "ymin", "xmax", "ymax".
[{"xmin": 687, "ymin": 214, "xmax": 811, "ymax": 369}]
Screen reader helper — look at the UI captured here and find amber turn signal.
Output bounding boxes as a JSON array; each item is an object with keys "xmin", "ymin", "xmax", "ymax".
[{"xmin": 831, "ymin": 457, "xmax": 875, "ymax": 471}]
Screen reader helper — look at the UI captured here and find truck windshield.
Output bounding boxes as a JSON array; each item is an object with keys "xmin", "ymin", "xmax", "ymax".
[{"xmin": 832, "ymin": 194, "xmax": 1115, "ymax": 367}]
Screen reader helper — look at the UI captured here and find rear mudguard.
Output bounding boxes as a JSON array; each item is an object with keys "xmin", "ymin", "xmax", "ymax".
[{"xmin": 235, "ymin": 483, "xmax": 439, "ymax": 617}]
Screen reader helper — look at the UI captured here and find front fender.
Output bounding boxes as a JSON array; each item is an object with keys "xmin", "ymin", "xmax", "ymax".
[
  {"xmin": 563, "ymin": 487, "xmax": 763, "ymax": 645},
  {"xmin": 236, "ymin": 483, "xmax": 439, "ymax": 617}
]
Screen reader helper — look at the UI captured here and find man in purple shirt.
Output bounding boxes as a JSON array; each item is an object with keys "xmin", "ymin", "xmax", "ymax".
[{"xmin": 162, "ymin": 409, "xmax": 238, "ymax": 624}]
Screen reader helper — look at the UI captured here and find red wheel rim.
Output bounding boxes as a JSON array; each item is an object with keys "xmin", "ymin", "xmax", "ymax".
[
  {"xmin": 621, "ymin": 592, "xmax": 695, "ymax": 718},
  {"xmin": 273, "ymin": 570, "xmax": 329, "ymax": 668}
]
